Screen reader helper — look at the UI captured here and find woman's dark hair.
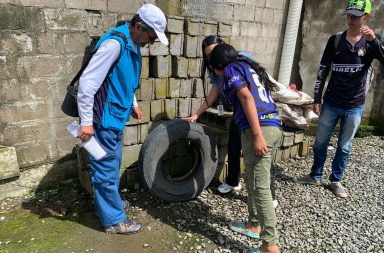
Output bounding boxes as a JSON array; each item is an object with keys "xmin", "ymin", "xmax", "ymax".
[
  {"xmin": 130, "ymin": 14, "xmax": 154, "ymax": 31},
  {"xmin": 201, "ymin": 35, "xmax": 225, "ymax": 79},
  {"xmin": 209, "ymin": 44, "xmax": 276, "ymax": 91}
]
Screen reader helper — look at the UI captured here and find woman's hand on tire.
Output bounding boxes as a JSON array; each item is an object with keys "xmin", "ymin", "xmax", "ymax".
[{"xmin": 183, "ymin": 114, "xmax": 199, "ymax": 122}]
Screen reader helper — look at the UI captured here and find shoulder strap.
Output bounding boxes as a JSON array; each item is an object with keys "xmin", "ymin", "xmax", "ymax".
[
  {"xmin": 334, "ymin": 31, "xmax": 343, "ymax": 50},
  {"xmin": 110, "ymin": 30, "xmax": 128, "ymax": 45},
  {"xmin": 69, "ymin": 30, "xmax": 128, "ymax": 87}
]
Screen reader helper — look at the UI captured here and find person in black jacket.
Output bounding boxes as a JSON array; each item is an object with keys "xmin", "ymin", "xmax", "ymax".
[{"xmin": 295, "ymin": 0, "xmax": 384, "ymax": 198}]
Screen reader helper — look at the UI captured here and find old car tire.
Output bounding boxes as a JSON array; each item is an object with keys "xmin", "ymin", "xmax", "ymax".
[{"xmin": 138, "ymin": 119, "xmax": 218, "ymax": 202}]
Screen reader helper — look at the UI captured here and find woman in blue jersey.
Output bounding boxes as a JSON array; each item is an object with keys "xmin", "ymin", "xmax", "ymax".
[
  {"xmin": 185, "ymin": 36, "xmax": 278, "ymax": 209},
  {"xmin": 209, "ymin": 43, "xmax": 281, "ymax": 253}
]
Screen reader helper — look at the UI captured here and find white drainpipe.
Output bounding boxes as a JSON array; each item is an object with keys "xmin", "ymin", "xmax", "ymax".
[{"xmin": 277, "ymin": 0, "xmax": 304, "ymax": 86}]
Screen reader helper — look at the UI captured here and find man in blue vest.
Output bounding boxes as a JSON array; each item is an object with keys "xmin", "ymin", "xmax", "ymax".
[
  {"xmin": 77, "ymin": 4, "xmax": 168, "ymax": 234},
  {"xmin": 295, "ymin": 0, "xmax": 384, "ymax": 198}
]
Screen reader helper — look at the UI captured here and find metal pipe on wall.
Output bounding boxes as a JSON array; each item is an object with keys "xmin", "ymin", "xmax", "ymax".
[{"xmin": 277, "ymin": 0, "xmax": 304, "ymax": 86}]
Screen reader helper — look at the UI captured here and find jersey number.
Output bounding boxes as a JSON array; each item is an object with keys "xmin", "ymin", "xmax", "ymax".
[{"xmin": 250, "ymin": 68, "xmax": 269, "ymax": 103}]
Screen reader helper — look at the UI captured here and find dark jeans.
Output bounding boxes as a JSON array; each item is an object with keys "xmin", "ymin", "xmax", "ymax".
[{"xmin": 226, "ymin": 119, "xmax": 276, "ymax": 199}]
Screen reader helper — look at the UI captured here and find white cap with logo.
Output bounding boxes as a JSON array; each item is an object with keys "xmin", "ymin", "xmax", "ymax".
[{"xmin": 137, "ymin": 4, "xmax": 168, "ymax": 46}]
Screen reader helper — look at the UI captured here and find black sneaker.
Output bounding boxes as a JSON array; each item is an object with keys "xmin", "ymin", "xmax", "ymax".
[{"xmin": 105, "ymin": 220, "xmax": 142, "ymax": 235}]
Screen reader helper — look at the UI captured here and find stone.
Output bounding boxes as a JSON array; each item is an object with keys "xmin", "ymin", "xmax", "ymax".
[{"xmin": 0, "ymin": 146, "xmax": 20, "ymax": 180}]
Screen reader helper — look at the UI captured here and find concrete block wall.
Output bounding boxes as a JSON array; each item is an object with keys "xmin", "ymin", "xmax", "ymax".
[{"xmin": 0, "ymin": 0, "xmax": 289, "ymax": 199}]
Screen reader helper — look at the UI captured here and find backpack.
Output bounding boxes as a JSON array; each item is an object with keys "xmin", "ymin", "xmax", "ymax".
[{"xmin": 61, "ymin": 31, "xmax": 127, "ymax": 117}]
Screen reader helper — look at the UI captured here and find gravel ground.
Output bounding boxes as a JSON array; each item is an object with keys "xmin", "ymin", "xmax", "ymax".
[
  {"xmin": 1, "ymin": 136, "xmax": 383, "ymax": 253},
  {"xmin": 134, "ymin": 135, "xmax": 384, "ymax": 253}
]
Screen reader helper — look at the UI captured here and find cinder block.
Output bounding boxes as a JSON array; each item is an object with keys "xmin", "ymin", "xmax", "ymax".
[
  {"xmin": 193, "ymin": 78, "xmax": 205, "ymax": 98},
  {"xmin": 262, "ymin": 23, "xmax": 281, "ymax": 38},
  {"xmin": 281, "ymin": 131, "xmax": 294, "ymax": 147},
  {"xmin": 262, "ymin": 8, "xmax": 274, "ymax": 24},
  {"xmin": 36, "ymin": 31, "xmax": 61, "ymax": 54},
  {"xmin": 240, "ymin": 22, "xmax": 262, "ymax": 37},
  {"xmin": 191, "ymin": 98, "xmax": 202, "ymax": 116},
  {"xmin": 234, "ymin": 5, "xmax": 255, "ymax": 21},
  {"xmin": 17, "ymin": 55, "xmax": 65, "ymax": 79},
  {"xmin": 196, "ymin": 36, "xmax": 204, "ymax": 57},
  {"xmin": 169, "ymin": 34, "xmax": 184, "ymax": 56},
  {"xmin": 254, "ymin": 7, "xmax": 264, "ymax": 23},
  {"xmin": 0, "ymin": 79, "xmax": 21, "ymax": 102},
  {"xmin": 298, "ymin": 139, "xmax": 310, "ymax": 157},
  {"xmin": 266, "ymin": 0, "xmax": 285, "ymax": 9},
  {"xmin": 246, "ymin": 0, "xmax": 266, "ymax": 7},
  {"xmin": 218, "ymin": 22, "xmax": 232, "ymax": 37},
  {"xmin": 273, "ymin": 148, "xmax": 283, "ymax": 163},
  {"xmin": 138, "ymin": 79, "xmax": 154, "ymax": 101},
  {"xmin": 203, "ymin": 21, "xmax": 218, "ymax": 36},
  {"xmin": 0, "ymin": 146, "xmax": 20, "ymax": 180},
  {"xmin": 1, "ymin": 32, "xmax": 33, "ymax": 55},
  {"xmin": 273, "ymin": 9, "xmax": 284, "ymax": 24},
  {"xmin": 65, "ymin": 0, "xmax": 107, "ymax": 10},
  {"xmin": 166, "ymin": 15, "xmax": 184, "ymax": 33},
  {"xmin": 139, "ymin": 123, "xmax": 149, "ymax": 143},
  {"xmin": 14, "ymin": 142, "xmax": 50, "ymax": 168},
  {"xmin": 154, "ymin": 78, "xmax": 168, "ymax": 99},
  {"xmin": 178, "ymin": 98, "xmax": 191, "ymax": 118},
  {"xmin": 4, "ymin": 121, "xmax": 49, "ymax": 144},
  {"xmin": 141, "ymin": 57, "xmax": 149, "ymax": 79},
  {"xmin": 179, "ymin": 79, "xmax": 193, "ymax": 98},
  {"xmin": 172, "ymin": 56, "xmax": 188, "ymax": 78},
  {"xmin": 188, "ymin": 58, "xmax": 202, "ymax": 78},
  {"xmin": 185, "ymin": 19, "xmax": 201, "ymax": 35},
  {"xmin": 282, "ymin": 147, "xmax": 290, "ymax": 161},
  {"xmin": 294, "ymin": 131, "xmax": 305, "ymax": 144},
  {"xmin": 108, "ymin": 0, "xmax": 142, "ymax": 13},
  {"xmin": 149, "ymin": 56, "xmax": 171, "ymax": 78},
  {"xmin": 121, "ymin": 144, "xmax": 142, "ymax": 169},
  {"xmin": 184, "ymin": 35, "xmax": 198, "ymax": 57},
  {"xmin": 0, "ymin": 101, "xmax": 49, "ymax": 124},
  {"xmin": 290, "ymin": 144, "xmax": 299, "ymax": 158},
  {"xmin": 150, "ymin": 100, "xmax": 164, "ymax": 121},
  {"xmin": 20, "ymin": 0, "xmax": 64, "ymax": 8},
  {"xmin": 231, "ymin": 21, "xmax": 240, "ymax": 36},
  {"xmin": 229, "ymin": 36, "xmax": 247, "ymax": 53},
  {"xmin": 168, "ymin": 78, "xmax": 180, "ymax": 98},
  {"xmin": 63, "ymin": 32, "xmax": 91, "ymax": 54},
  {"xmin": 123, "ymin": 125, "xmax": 139, "ymax": 145},
  {"xmin": 43, "ymin": 8, "xmax": 87, "ymax": 31},
  {"xmin": 164, "ymin": 99, "xmax": 178, "ymax": 119},
  {"xmin": 149, "ymin": 41, "xmax": 169, "ymax": 56},
  {"xmin": 211, "ymin": 4, "xmax": 234, "ymax": 21}
]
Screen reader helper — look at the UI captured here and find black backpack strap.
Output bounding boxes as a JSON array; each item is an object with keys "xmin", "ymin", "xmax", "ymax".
[
  {"xmin": 68, "ymin": 30, "xmax": 128, "ymax": 87},
  {"xmin": 110, "ymin": 30, "xmax": 128, "ymax": 45},
  {"xmin": 334, "ymin": 31, "xmax": 343, "ymax": 50}
]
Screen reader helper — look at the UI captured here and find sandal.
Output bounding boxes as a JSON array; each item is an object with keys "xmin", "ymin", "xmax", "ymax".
[{"xmin": 229, "ymin": 220, "xmax": 259, "ymax": 239}]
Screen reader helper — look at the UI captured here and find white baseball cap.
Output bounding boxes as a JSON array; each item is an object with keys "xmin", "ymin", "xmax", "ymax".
[{"xmin": 137, "ymin": 4, "xmax": 168, "ymax": 46}]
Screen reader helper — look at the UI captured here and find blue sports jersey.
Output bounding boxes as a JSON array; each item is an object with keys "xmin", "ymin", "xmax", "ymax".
[{"xmin": 222, "ymin": 61, "xmax": 280, "ymax": 131}]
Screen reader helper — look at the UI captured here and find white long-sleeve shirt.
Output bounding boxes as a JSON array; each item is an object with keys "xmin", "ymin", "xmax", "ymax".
[{"xmin": 77, "ymin": 39, "xmax": 138, "ymax": 126}]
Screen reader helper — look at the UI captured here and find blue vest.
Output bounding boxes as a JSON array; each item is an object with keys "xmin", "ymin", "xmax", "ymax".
[{"xmin": 94, "ymin": 24, "xmax": 142, "ymax": 131}]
